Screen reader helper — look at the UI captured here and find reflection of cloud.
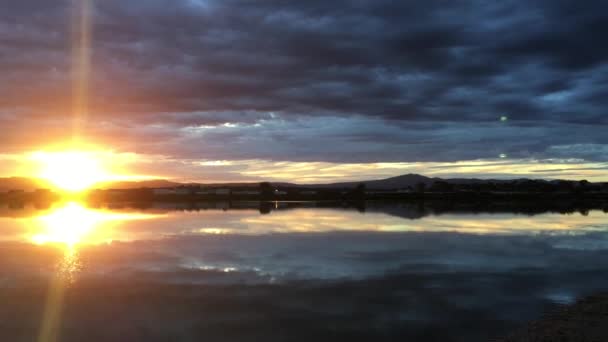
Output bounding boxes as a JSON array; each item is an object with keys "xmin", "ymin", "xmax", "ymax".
[
  {"xmin": 230, "ymin": 209, "xmax": 608, "ymax": 235},
  {"xmin": 0, "ymin": 205, "xmax": 605, "ymax": 245},
  {"xmin": 0, "ymin": 206, "xmax": 605, "ymax": 340},
  {"xmin": 0, "ymin": 205, "xmax": 605, "ymax": 282},
  {"xmin": 2, "ymin": 230, "xmax": 608, "ymax": 341}
]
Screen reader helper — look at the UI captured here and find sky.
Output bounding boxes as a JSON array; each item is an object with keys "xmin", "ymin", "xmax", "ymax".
[{"xmin": 0, "ymin": 0, "xmax": 607, "ymax": 183}]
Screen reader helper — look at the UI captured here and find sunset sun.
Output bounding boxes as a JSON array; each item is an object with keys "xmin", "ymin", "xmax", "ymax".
[{"xmin": 32, "ymin": 151, "xmax": 110, "ymax": 192}]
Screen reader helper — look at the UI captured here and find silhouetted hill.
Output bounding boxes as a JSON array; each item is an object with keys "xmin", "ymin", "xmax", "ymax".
[
  {"xmin": 302, "ymin": 174, "xmax": 439, "ymax": 190},
  {"xmin": 0, "ymin": 174, "xmax": 603, "ymax": 192},
  {"xmin": 96, "ymin": 179, "xmax": 183, "ymax": 190},
  {"xmin": 296, "ymin": 174, "xmax": 569, "ymax": 190}
]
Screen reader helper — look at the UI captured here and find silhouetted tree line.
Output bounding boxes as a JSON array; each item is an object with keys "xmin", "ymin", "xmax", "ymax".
[
  {"xmin": 1, "ymin": 179, "xmax": 606, "ymax": 205},
  {"xmin": 426, "ymin": 179, "xmax": 606, "ymax": 194}
]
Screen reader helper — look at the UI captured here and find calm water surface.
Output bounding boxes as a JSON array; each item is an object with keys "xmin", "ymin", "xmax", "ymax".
[{"xmin": 1, "ymin": 201, "xmax": 607, "ymax": 341}]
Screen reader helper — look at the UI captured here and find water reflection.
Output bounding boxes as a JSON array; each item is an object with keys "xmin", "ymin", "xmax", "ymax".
[
  {"xmin": 0, "ymin": 201, "xmax": 604, "ymax": 341},
  {"xmin": 33, "ymin": 203, "xmax": 108, "ymax": 247},
  {"xmin": 57, "ymin": 247, "xmax": 81, "ymax": 284},
  {"xmin": 6, "ymin": 201, "xmax": 603, "ymax": 282},
  {"xmin": 25, "ymin": 202, "xmax": 164, "ymax": 342},
  {"xmin": 23, "ymin": 202, "xmax": 161, "ymax": 282},
  {"xmin": 0, "ymin": 201, "xmax": 602, "ymax": 246},
  {"xmin": 27, "ymin": 202, "xmax": 162, "ymax": 247}
]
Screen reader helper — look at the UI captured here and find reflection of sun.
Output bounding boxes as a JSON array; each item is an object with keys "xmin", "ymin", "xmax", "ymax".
[
  {"xmin": 29, "ymin": 201, "xmax": 162, "ymax": 288},
  {"xmin": 31, "ymin": 202, "xmax": 160, "ymax": 247},
  {"xmin": 32, "ymin": 202, "xmax": 106, "ymax": 247},
  {"xmin": 31, "ymin": 151, "xmax": 110, "ymax": 192}
]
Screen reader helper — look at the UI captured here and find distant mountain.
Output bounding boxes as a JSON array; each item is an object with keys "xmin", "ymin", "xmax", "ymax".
[
  {"xmin": 301, "ymin": 174, "xmax": 439, "ymax": 190},
  {"xmin": 0, "ymin": 174, "xmax": 599, "ymax": 192},
  {"xmin": 96, "ymin": 179, "xmax": 183, "ymax": 190},
  {"xmin": 302, "ymin": 174, "xmax": 578, "ymax": 190},
  {"xmin": 86, "ymin": 175, "xmax": 607, "ymax": 190}
]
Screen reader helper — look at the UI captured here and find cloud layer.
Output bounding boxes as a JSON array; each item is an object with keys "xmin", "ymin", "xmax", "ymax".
[{"xmin": 0, "ymin": 0, "xmax": 607, "ymax": 180}]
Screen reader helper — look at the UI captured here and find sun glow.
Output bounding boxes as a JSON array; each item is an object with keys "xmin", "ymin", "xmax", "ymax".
[
  {"xmin": 30, "ymin": 202, "xmax": 160, "ymax": 247},
  {"xmin": 32, "ymin": 202, "xmax": 103, "ymax": 247},
  {"xmin": 31, "ymin": 151, "xmax": 112, "ymax": 192}
]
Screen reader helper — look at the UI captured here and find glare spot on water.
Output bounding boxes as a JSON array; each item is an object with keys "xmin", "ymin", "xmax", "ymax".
[
  {"xmin": 197, "ymin": 228, "xmax": 227, "ymax": 235},
  {"xmin": 58, "ymin": 248, "xmax": 82, "ymax": 284},
  {"xmin": 545, "ymin": 292, "xmax": 575, "ymax": 305}
]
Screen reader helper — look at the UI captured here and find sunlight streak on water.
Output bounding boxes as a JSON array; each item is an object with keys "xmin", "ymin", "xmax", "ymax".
[
  {"xmin": 58, "ymin": 247, "xmax": 82, "ymax": 284},
  {"xmin": 31, "ymin": 201, "xmax": 159, "ymax": 342}
]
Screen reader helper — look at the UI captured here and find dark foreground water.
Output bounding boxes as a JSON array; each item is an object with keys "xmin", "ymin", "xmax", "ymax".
[{"xmin": 0, "ymin": 201, "xmax": 607, "ymax": 341}]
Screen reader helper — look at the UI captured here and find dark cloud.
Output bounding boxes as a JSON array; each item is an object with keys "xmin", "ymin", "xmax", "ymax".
[{"xmin": 0, "ymin": 0, "xmax": 606, "ymax": 164}]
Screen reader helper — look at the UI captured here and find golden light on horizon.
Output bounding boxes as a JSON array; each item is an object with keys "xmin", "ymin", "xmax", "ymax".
[{"xmin": 31, "ymin": 151, "xmax": 110, "ymax": 192}]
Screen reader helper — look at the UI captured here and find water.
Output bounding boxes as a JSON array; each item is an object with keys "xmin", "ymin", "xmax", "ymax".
[{"xmin": 1, "ymin": 201, "xmax": 607, "ymax": 341}]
